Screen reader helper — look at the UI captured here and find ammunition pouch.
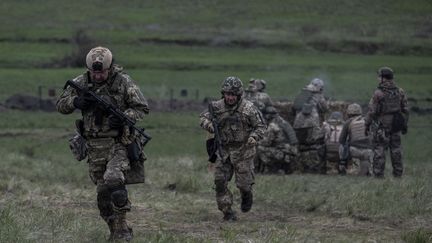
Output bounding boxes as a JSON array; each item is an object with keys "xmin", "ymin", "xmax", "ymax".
[
  {"xmin": 68, "ymin": 132, "xmax": 87, "ymax": 161},
  {"xmin": 125, "ymin": 135, "xmax": 147, "ymax": 185},
  {"xmin": 391, "ymin": 112, "xmax": 407, "ymax": 133},
  {"xmin": 127, "ymin": 140, "xmax": 140, "ymax": 162},
  {"xmin": 68, "ymin": 119, "xmax": 87, "ymax": 161}
]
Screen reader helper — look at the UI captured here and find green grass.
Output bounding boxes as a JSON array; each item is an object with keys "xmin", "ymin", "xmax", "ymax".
[
  {"xmin": 1, "ymin": 0, "xmax": 432, "ymax": 241},
  {"xmin": 0, "ymin": 111, "xmax": 431, "ymax": 241}
]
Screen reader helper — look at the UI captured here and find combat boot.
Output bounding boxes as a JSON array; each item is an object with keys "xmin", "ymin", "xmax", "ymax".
[
  {"xmin": 223, "ymin": 209, "xmax": 237, "ymax": 221},
  {"xmin": 103, "ymin": 215, "xmax": 115, "ymax": 240},
  {"xmin": 241, "ymin": 191, "xmax": 253, "ymax": 213},
  {"xmin": 109, "ymin": 213, "xmax": 133, "ymax": 242}
]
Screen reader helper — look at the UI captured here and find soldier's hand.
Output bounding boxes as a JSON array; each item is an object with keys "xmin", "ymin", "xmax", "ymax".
[
  {"xmin": 402, "ymin": 127, "xmax": 408, "ymax": 135},
  {"xmin": 108, "ymin": 115, "xmax": 125, "ymax": 129},
  {"xmin": 364, "ymin": 128, "xmax": 369, "ymax": 137},
  {"xmin": 247, "ymin": 137, "xmax": 257, "ymax": 146},
  {"xmin": 73, "ymin": 92, "xmax": 96, "ymax": 110},
  {"xmin": 207, "ymin": 124, "xmax": 214, "ymax": 133}
]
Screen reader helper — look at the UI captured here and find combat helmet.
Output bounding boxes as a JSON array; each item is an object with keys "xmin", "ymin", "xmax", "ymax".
[
  {"xmin": 86, "ymin": 46, "xmax": 113, "ymax": 71},
  {"xmin": 347, "ymin": 103, "xmax": 362, "ymax": 116},
  {"xmin": 377, "ymin": 67, "xmax": 394, "ymax": 80},
  {"xmin": 264, "ymin": 106, "xmax": 278, "ymax": 120},
  {"xmin": 306, "ymin": 78, "xmax": 324, "ymax": 92},
  {"xmin": 250, "ymin": 78, "xmax": 266, "ymax": 92},
  {"xmin": 221, "ymin": 76, "xmax": 244, "ymax": 96}
]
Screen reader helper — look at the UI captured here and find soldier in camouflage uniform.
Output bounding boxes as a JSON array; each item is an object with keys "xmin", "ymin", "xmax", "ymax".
[
  {"xmin": 365, "ymin": 67, "xmax": 409, "ymax": 178},
  {"xmin": 57, "ymin": 47, "xmax": 149, "ymax": 241},
  {"xmin": 257, "ymin": 106, "xmax": 298, "ymax": 174},
  {"xmin": 200, "ymin": 76, "xmax": 266, "ymax": 221},
  {"xmin": 322, "ymin": 111, "xmax": 345, "ymax": 174},
  {"xmin": 244, "ymin": 78, "xmax": 274, "ymax": 121},
  {"xmin": 292, "ymin": 78, "xmax": 328, "ymax": 173},
  {"xmin": 339, "ymin": 103, "xmax": 372, "ymax": 176}
]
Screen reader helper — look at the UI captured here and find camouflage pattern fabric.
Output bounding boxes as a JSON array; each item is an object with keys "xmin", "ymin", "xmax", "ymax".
[
  {"xmin": 57, "ymin": 63, "xmax": 148, "ymax": 239},
  {"xmin": 297, "ymin": 144, "xmax": 326, "ymax": 174},
  {"xmin": 200, "ymin": 98, "xmax": 265, "ymax": 214},
  {"xmin": 365, "ymin": 80, "xmax": 408, "ymax": 177},
  {"xmin": 244, "ymin": 90, "xmax": 274, "ymax": 119},
  {"xmin": 339, "ymin": 115, "xmax": 372, "ymax": 176},
  {"xmin": 347, "ymin": 146, "xmax": 372, "ymax": 176},
  {"xmin": 257, "ymin": 115, "xmax": 298, "ymax": 173}
]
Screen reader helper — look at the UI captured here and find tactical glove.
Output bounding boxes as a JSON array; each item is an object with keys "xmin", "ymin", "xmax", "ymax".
[
  {"xmin": 401, "ymin": 127, "xmax": 408, "ymax": 135},
  {"xmin": 73, "ymin": 92, "xmax": 96, "ymax": 110},
  {"xmin": 207, "ymin": 124, "xmax": 214, "ymax": 133},
  {"xmin": 108, "ymin": 115, "xmax": 125, "ymax": 129}
]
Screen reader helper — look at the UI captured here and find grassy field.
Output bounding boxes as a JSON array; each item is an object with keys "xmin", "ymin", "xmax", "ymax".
[
  {"xmin": 1, "ymin": 0, "xmax": 432, "ymax": 242},
  {"xmin": 0, "ymin": 111, "xmax": 431, "ymax": 242}
]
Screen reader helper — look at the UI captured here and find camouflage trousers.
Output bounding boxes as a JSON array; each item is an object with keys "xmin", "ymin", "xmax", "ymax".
[
  {"xmin": 86, "ymin": 138, "xmax": 131, "ymax": 221},
  {"xmin": 257, "ymin": 145, "xmax": 294, "ymax": 173},
  {"xmin": 297, "ymin": 144, "xmax": 326, "ymax": 174},
  {"xmin": 347, "ymin": 146, "xmax": 372, "ymax": 176},
  {"xmin": 372, "ymin": 131, "xmax": 403, "ymax": 177},
  {"xmin": 214, "ymin": 145, "xmax": 255, "ymax": 213}
]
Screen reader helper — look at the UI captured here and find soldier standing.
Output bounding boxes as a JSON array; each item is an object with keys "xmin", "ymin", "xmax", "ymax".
[
  {"xmin": 257, "ymin": 106, "xmax": 298, "ymax": 174},
  {"xmin": 292, "ymin": 78, "xmax": 328, "ymax": 173},
  {"xmin": 57, "ymin": 46, "xmax": 149, "ymax": 241},
  {"xmin": 339, "ymin": 103, "xmax": 372, "ymax": 176},
  {"xmin": 365, "ymin": 67, "xmax": 409, "ymax": 178},
  {"xmin": 200, "ymin": 76, "xmax": 266, "ymax": 221}
]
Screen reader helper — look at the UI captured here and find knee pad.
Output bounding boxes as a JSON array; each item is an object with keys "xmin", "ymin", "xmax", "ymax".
[
  {"xmin": 97, "ymin": 186, "xmax": 113, "ymax": 218},
  {"xmin": 110, "ymin": 186, "xmax": 128, "ymax": 208}
]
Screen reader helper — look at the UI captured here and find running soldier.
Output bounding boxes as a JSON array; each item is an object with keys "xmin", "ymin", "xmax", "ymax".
[
  {"xmin": 200, "ymin": 76, "xmax": 266, "ymax": 221},
  {"xmin": 57, "ymin": 46, "xmax": 149, "ymax": 241}
]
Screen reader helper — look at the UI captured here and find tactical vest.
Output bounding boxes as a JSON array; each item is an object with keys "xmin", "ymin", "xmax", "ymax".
[
  {"xmin": 217, "ymin": 102, "xmax": 250, "ymax": 145},
  {"xmin": 349, "ymin": 116, "xmax": 369, "ymax": 148},
  {"xmin": 81, "ymin": 71, "xmax": 125, "ymax": 134},
  {"xmin": 380, "ymin": 87, "xmax": 401, "ymax": 114}
]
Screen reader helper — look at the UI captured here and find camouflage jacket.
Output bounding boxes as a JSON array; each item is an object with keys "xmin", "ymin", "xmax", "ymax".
[
  {"xmin": 244, "ymin": 90, "xmax": 274, "ymax": 115},
  {"xmin": 365, "ymin": 80, "xmax": 408, "ymax": 129},
  {"xmin": 200, "ymin": 98, "xmax": 266, "ymax": 147},
  {"xmin": 259, "ymin": 115, "xmax": 298, "ymax": 147},
  {"xmin": 56, "ymin": 65, "xmax": 149, "ymax": 135}
]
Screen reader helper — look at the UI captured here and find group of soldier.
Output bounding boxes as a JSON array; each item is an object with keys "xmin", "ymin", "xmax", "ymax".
[
  {"xmin": 241, "ymin": 69, "xmax": 408, "ymax": 179},
  {"xmin": 57, "ymin": 46, "xmax": 409, "ymax": 241}
]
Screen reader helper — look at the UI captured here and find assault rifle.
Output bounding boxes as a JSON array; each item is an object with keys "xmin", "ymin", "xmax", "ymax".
[
  {"xmin": 64, "ymin": 80, "xmax": 152, "ymax": 146},
  {"xmin": 207, "ymin": 103, "xmax": 223, "ymax": 163}
]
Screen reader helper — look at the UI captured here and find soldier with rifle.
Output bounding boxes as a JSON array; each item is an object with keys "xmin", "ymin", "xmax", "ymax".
[
  {"xmin": 57, "ymin": 46, "xmax": 149, "ymax": 241},
  {"xmin": 200, "ymin": 76, "xmax": 265, "ymax": 221},
  {"xmin": 365, "ymin": 67, "xmax": 409, "ymax": 178}
]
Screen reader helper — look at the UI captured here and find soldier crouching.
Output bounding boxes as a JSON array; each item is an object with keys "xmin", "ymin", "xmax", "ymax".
[{"xmin": 200, "ymin": 76, "xmax": 266, "ymax": 221}]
